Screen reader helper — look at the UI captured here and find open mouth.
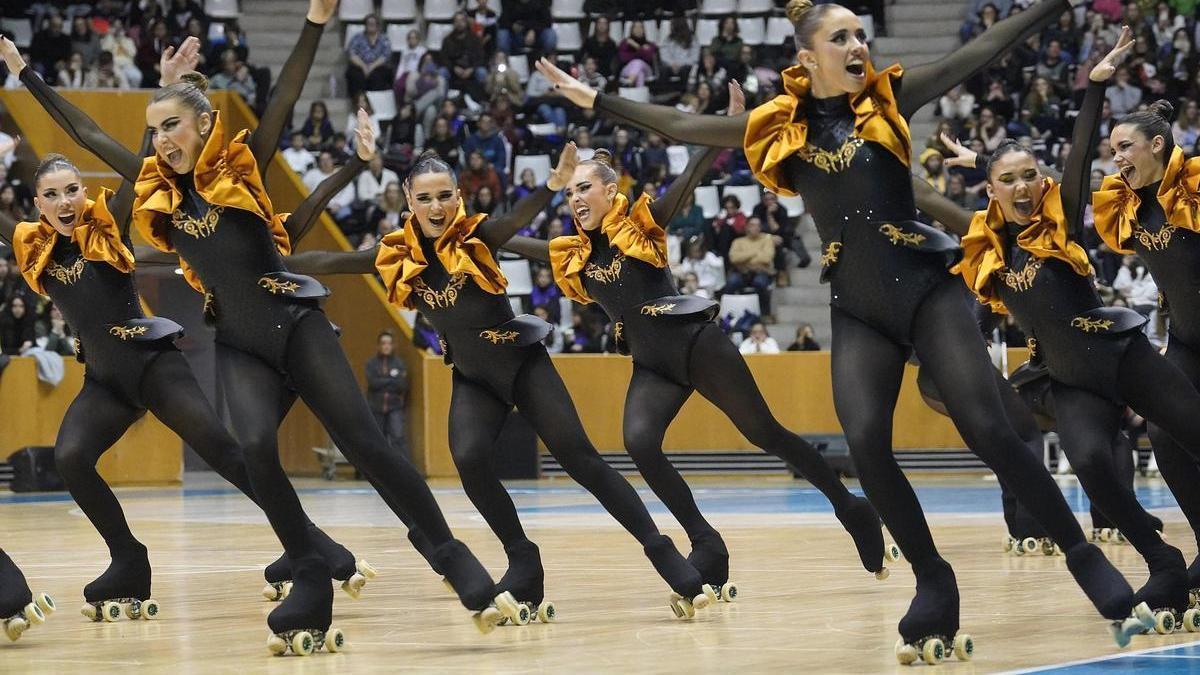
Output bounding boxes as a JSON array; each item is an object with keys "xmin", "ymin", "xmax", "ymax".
[
  {"xmin": 574, "ymin": 205, "xmax": 591, "ymax": 222},
  {"xmin": 166, "ymin": 149, "xmax": 183, "ymax": 165},
  {"xmin": 57, "ymin": 212, "xmax": 77, "ymax": 226},
  {"xmin": 846, "ymin": 62, "xmax": 865, "ymax": 77},
  {"xmin": 1013, "ymin": 199, "xmax": 1033, "ymax": 218},
  {"xmin": 1119, "ymin": 165, "xmax": 1135, "ymax": 181},
  {"xmin": 428, "ymin": 214, "xmax": 446, "ymax": 227}
]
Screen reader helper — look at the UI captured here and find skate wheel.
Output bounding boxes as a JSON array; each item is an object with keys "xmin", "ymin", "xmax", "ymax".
[
  {"xmin": 1039, "ymin": 539, "xmax": 1056, "ymax": 556},
  {"xmin": 291, "ymin": 631, "xmax": 315, "ymax": 656},
  {"xmin": 24, "ymin": 602, "xmax": 44, "ymax": 625},
  {"xmin": 473, "ymin": 607, "xmax": 502, "ymax": 634},
  {"xmin": 1154, "ymin": 610, "xmax": 1175, "ymax": 635},
  {"xmin": 1002, "ymin": 535, "xmax": 1014, "ymax": 553},
  {"xmin": 262, "ymin": 584, "xmax": 282, "ymax": 602},
  {"xmin": 894, "ymin": 639, "xmax": 918, "ymax": 665},
  {"xmin": 102, "ymin": 601, "xmax": 121, "ymax": 622},
  {"xmin": 1099, "ymin": 528, "xmax": 1113, "ymax": 543},
  {"xmin": 1012, "ymin": 542, "xmax": 1025, "ymax": 557},
  {"xmin": 267, "ymin": 634, "xmax": 288, "ymax": 655},
  {"xmin": 4, "ymin": 617, "xmax": 27, "ymax": 642},
  {"xmin": 325, "ymin": 627, "xmax": 345, "ymax": 652},
  {"xmin": 875, "ymin": 567, "xmax": 890, "ymax": 581},
  {"xmin": 35, "ymin": 593, "xmax": 55, "ymax": 615},
  {"xmin": 1021, "ymin": 538, "xmax": 1039, "ymax": 554},
  {"xmin": 341, "ymin": 575, "xmax": 364, "ymax": 600},
  {"xmin": 922, "ymin": 638, "xmax": 945, "ymax": 664},
  {"xmin": 282, "ymin": 582, "xmax": 293, "ymax": 599},
  {"xmin": 720, "ymin": 581, "xmax": 738, "ymax": 603},
  {"xmin": 80, "ymin": 604, "xmax": 98, "ymax": 621},
  {"xmin": 537, "ymin": 601, "xmax": 556, "ymax": 623},
  {"xmin": 1133, "ymin": 602, "xmax": 1156, "ymax": 630},
  {"xmin": 1183, "ymin": 608, "xmax": 1200, "ymax": 632},
  {"xmin": 672, "ymin": 597, "xmax": 696, "ymax": 619},
  {"xmin": 141, "ymin": 599, "xmax": 160, "ymax": 620},
  {"xmin": 953, "ymin": 634, "xmax": 974, "ymax": 661},
  {"xmin": 697, "ymin": 584, "xmax": 717, "ymax": 608},
  {"xmin": 356, "ymin": 560, "xmax": 378, "ymax": 579},
  {"xmin": 123, "ymin": 603, "xmax": 138, "ymax": 620},
  {"xmin": 1115, "ymin": 530, "xmax": 1127, "ymax": 544},
  {"xmin": 885, "ymin": 543, "xmax": 902, "ymax": 563}
]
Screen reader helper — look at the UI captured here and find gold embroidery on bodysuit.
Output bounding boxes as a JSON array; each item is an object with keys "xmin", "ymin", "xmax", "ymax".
[
  {"xmin": 46, "ymin": 258, "xmax": 84, "ymax": 285},
  {"xmin": 479, "ymin": 329, "xmax": 519, "ymax": 344},
  {"xmin": 203, "ymin": 291, "xmax": 216, "ymax": 318},
  {"xmin": 438, "ymin": 337, "xmax": 448, "ymax": 354},
  {"xmin": 879, "ymin": 223, "xmax": 926, "ymax": 247},
  {"xmin": 1026, "ymin": 337, "xmax": 1038, "ymax": 358},
  {"xmin": 820, "ymin": 241, "xmax": 843, "ymax": 267},
  {"xmin": 171, "ymin": 205, "xmax": 223, "ymax": 239},
  {"xmin": 411, "ymin": 274, "xmax": 467, "ymax": 308},
  {"xmin": 1133, "ymin": 224, "xmax": 1178, "ymax": 252},
  {"xmin": 73, "ymin": 337, "xmax": 82, "ymax": 355},
  {"xmin": 1000, "ymin": 258, "xmax": 1043, "ymax": 292},
  {"xmin": 258, "ymin": 276, "xmax": 300, "ymax": 294},
  {"xmin": 109, "ymin": 325, "xmax": 148, "ymax": 340},
  {"xmin": 584, "ymin": 252, "xmax": 625, "ymax": 284},
  {"xmin": 796, "ymin": 137, "xmax": 864, "ymax": 174},
  {"xmin": 1071, "ymin": 317, "xmax": 1114, "ymax": 333},
  {"xmin": 640, "ymin": 303, "xmax": 677, "ymax": 317},
  {"xmin": 613, "ymin": 321, "xmax": 623, "ymax": 342}
]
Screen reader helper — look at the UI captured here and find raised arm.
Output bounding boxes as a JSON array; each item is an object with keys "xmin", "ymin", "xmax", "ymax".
[
  {"xmin": 248, "ymin": 0, "xmax": 335, "ymax": 174},
  {"xmin": 502, "ymin": 235, "xmax": 552, "ymax": 263},
  {"xmin": 113, "ymin": 128, "xmax": 156, "ymax": 237},
  {"xmin": 912, "ymin": 177, "xmax": 975, "ymax": 237},
  {"xmin": 479, "ymin": 142, "xmax": 577, "ymax": 250},
  {"xmin": 534, "ymin": 57, "xmax": 747, "ymax": 148},
  {"xmin": 898, "ymin": 0, "xmax": 1073, "ymax": 117},
  {"xmin": 286, "ymin": 247, "xmax": 379, "ymax": 275},
  {"xmin": 285, "ymin": 109, "xmax": 375, "ymax": 245},
  {"xmin": 133, "ymin": 246, "xmax": 179, "ymax": 266}
]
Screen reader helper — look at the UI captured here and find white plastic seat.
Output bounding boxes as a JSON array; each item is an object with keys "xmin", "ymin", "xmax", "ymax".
[
  {"xmin": 617, "ymin": 86, "xmax": 650, "ymax": 103},
  {"xmin": 425, "ymin": 22, "xmax": 454, "ymax": 51},
  {"xmin": 720, "ymin": 294, "xmax": 762, "ymax": 322},
  {"xmin": 204, "ymin": 0, "xmax": 239, "ymax": 19},
  {"xmin": 695, "ymin": 19, "xmax": 719, "ymax": 47},
  {"xmin": 386, "ymin": 23, "xmax": 417, "ymax": 51},
  {"xmin": 737, "ymin": 18, "xmax": 765, "ymax": 46},
  {"xmin": 700, "ymin": 0, "xmax": 736, "ymax": 15},
  {"xmin": 366, "ymin": 90, "xmax": 397, "ymax": 120},
  {"xmin": 722, "ymin": 185, "xmax": 762, "ymax": 216},
  {"xmin": 344, "ymin": 23, "xmax": 365, "ymax": 49},
  {"xmin": 1, "ymin": 18, "xmax": 33, "ymax": 49},
  {"xmin": 338, "ymin": 0, "xmax": 373, "ymax": 22},
  {"xmin": 555, "ymin": 22, "xmax": 583, "ymax": 52},
  {"xmin": 423, "ymin": 0, "xmax": 457, "ymax": 23},
  {"xmin": 508, "ymin": 55, "xmax": 530, "ymax": 83},
  {"xmin": 666, "ymin": 145, "xmax": 689, "ymax": 176},
  {"xmin": 513, "ymin": 154, "xmax": 552, "ymax": 185},
  {"xmin": 551, "ymin": 0, "xmax": 586, "ymax": 19},
  {"xmin": 765, "ymin": 17, "xmax": 793, "ymax": 46},
  {"xmin": 694, "ymin": 185, "xmax": 720, "ymax": 219},
  {"xmin": 501, "ymin": 259, "xmax": 534, "ymax": 296},
  {"xmin": 380, "ymin": 0, "xmax": 417, "ymax": 21},
  {"xmin": 778, "ymin": 194, "xmax": 805, "ymax": 218},
  {"xmin": 737, "ymin": 0, "xmax": 773, "ymax": 14}
]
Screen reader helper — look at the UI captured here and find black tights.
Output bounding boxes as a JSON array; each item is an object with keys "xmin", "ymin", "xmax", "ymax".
[
  {"xmin": 55, "ymin": 351, "xmax": 258, "ymax": 558},
  {"xmin": 830, "ymin": 279, "xmax": 1088, "ymax": 573},
  {"xmin": 216, "ymin": 312, "xmax": 455, "ymax": 568},
  {"xmin": 448, "ymin": 348, "xmax": 660, "ymax": 546},
  {"xmin": 1148, "ymin": 337, "xmax": 1200, "ymax": 554},
  {"xmin": 622, "ymin": 322, "xmax": 858, "ymax": 542},
  {"xmin": 1086, "ymin": 432, "xmax": 1137, "ymax": 532}
]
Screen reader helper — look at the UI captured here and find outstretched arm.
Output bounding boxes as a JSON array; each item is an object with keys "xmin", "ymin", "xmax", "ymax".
[
  {"xmin": 133, "ymin": 246, "xmax": 179, "ymax": 265},
  {"xmin": 284, "ymin": 109, "xmax": 375, "ymax": 245},
  {"xmin": 534, "ymin": 57, "xmax": 747, "ymax": 148},
  {"xmin": 113, "ymin": 128, "xmax": 156, "ymax": 237},
  {"xmin": 502, "ymin": 235, "xmax": 552, "ymax": 263},
  {"xmin": 479, "ymin": 142, "xmax": 577, "ymax": 250},
  {"xmin": 899, "ymin": 0, "xmax": 1073, "ymax": 117},
  {"xmin": 248, "ymin": 0, "xmax": 335, "ymax": 174},
  {"xmin": 286, "ymin": 247, "xmax": 379, "ymax": 275},
  {"xmin": 912, "ymin": 177, "xmax": 975, "ymax": 237}
]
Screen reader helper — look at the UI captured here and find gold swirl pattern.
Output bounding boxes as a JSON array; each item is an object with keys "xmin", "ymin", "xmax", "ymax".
[
  {"xmin": 411, "ymin": 274, "xmax": 467, "ymax": 308},
  {"xmin": 820, "ymin": 241, "xmax": 843, "ymax": 267},
  {"xmin": 171, "ymin": 206, "xmax": 223, "ymax": 239},
  {"xmin": 479, "ymin": 329, "xmax": 519, "ymax": 344},
  {"xmin": 1071, "ymin": 317, "xmax": 1114, "ymax": 333},
  {"xmin": 46, "ymin": 258, "xmax": 84, "ymax": 285},
  {"xmin": 258, "ymin": 276, "xmax": 300, "ymax": 295},
  {"xmin": 584, "ymin": 253, "xmax": 625, "ymax": 284},
  {"xmin": 640, "ymin": 303, "xmax": 677, "ymax": 317},
  {"xmin": 1026, "ymin": 337, "xmax": 1038, "ymax": 358},
  {"xmin": 1133, "ymin": 224, "xmax": 1177, "ymax": 252},
  {"xmin": 109, "ymin": 325, "xmax": 149, "ymax": 340},
  {"xmin": 879, "ymin": 223, "xmax": 926, "ymax": 247},
  {"xmin": 1000, "ymin": 259, "xmax": 1043, "ymax": 292},
  {"xmin": 795, "ymin": 138, "xmax": 864, "ymax": 174}
]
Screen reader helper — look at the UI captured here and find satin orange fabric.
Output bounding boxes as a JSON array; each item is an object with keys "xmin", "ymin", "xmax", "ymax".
[
  {"xmin": 132, "ymin": 111, "xmax": 291, "ymax": 292},
  {"xmin": 954, "ymin": 179, "xmax": 1093, "ymax": 313},
  {"xmin": 13, "ymin": 188, "xmax": 135, "ymax": 295},
  {"xmin": 375, "ymin": 201, "xmax": 506, "ymax": 309},
  {"xmin": 743, "ymin": 61, "xmax": 910, "ymax": 197},
  {"xmin": 548, "ymin": 193, "xmax": 667, "ymax": 304},
  {"xmin": 1093, "ymin": 147, "xmax": 1200, "ymax": 254}
]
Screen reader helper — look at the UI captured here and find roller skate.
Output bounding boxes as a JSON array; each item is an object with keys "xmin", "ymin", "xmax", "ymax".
[
  {"xmin": 81, "ymin": 545, "xmax": 160, "ymax": 622},
  {"xmin": 1132, "ymin": 546, "xmax": 1194, "ymax": 635},
  {"xmin": 263, "ymin": 526, "xmax": 376, "ymax": 602},
  {"xmin": 0, "ymin": 552, "xmax": 54, "ymax": 642},
  {"xmin": 836, "ymin": 497, "xmax": 899, "ymax": 580},
  {"xmin": 494, "ymin": 540, "xmax": 554, "ymax": 625},
  {"xmin": 1188, "ymin": 556, "xmax": 1200, "ymax": 610},
  {"xmin": 894, "ymin": 558, "xmax": 974, "ymax": 665},
  {"xmin": 644, "ymin": 534, "xmax": 714, "ymax": 619},
  {"xmin": 433, "ymin": 539, "xmax": 523, "ymax": 634},
  {"xmin": 1004, "ymin": 535, "xmax": 1061, "ymax": 556},
  {"xmin": 1064, "ymin": 542, "xmax": 1154, "ymax": 647},
  {"xmin": 687, "ymin": 531, "xmax": 737, "ymax": 602},
  {"xmin": 408, "ymin": 528, "xmax": 454, "ymax": 595},
  {"xmin": 265, "ymin": 556, "xmax": 344, "ymax": 656}
]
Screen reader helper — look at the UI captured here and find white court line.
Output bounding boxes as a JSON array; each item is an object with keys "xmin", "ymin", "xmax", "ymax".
[{"xmin": 1001, "ymin": 639, "xmax": 1200, "ymax": 674}]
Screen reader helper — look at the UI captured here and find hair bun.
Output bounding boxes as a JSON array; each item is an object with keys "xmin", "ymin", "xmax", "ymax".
[
  {"xmin": 415, "ymin": 149, "xmax": 442, "ymax": 163},
  {"xmin": 591, "ymin": 148, "xmax": 614, "ymax": 167},
  {"xmin": 179, "ymin": 71, "xmax": 209, "ymax": 93},
  {"xmin": 1147, "ymin": 99, "xmax": 1175, "ymax": 123},
  {"xmin": 786, "ymin": 0, "xmax": 814, "ymax": 25}
]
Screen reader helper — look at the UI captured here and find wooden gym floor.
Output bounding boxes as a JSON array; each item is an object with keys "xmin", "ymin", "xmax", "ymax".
[{"xmin": 0, "ymin": 474, "xmax": 1196, "ymax": 674}]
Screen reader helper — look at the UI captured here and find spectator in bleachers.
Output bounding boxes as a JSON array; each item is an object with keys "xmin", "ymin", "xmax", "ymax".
[
  {"xmin": 180, "ymin": 17, "xmax": 211, "ymax": 74},
  {"xmin": 694, "ymin": 80, "xmax": 720, "ymax": 114},
  {"xmin": 1113, "ymin": 255, "xmax": 1160, "ymax": 319},
  {"xmin": 1043, "ymin": 8, "xmax": 1079, "ymax": 57},
  {"xmin": 303, "ymin": 151, "xmax": 356, "ymax": 221},
  {"xmin": 470, "ymin": 184, "xmax": 503, "ymax": 217},
  {"xmin": 725, "ymin": 217, "xmax": 775, "ymax": 320},
  {"xmin": 135, "ymin": 19, "xmax": 171, "ymax": 87},
  {"xmin": 485, "ymin": 51, "xmax": 524, "ymax": 106},
  {"xmin": 0, "ymin": 296, "xmax": 35, "ymax": 356},
  {"xmin": 753, "ymin": 190, "xmax": 801, "ymax": 274},
  {"xmin": 68, "ymin": 16, "xmax": 99, "ymax": 66},
  {"xmin": 678, "ymin": 271, "xmax": 704, "ymax": 298},
  {"xmin": 30, "ymin": 13, "xmax": 71, "ymax": 84},
  {"xmin": 441, "ymin": 11, "xmax": 488, "ymax": 101},
  {"xmin": 972, "ymin": 106, "xmax": 1008, "ymax": 151},
  {"xmin": 667, "ymin": 193, "xmax": 706, "ymax": 241},
  {"xmin": 85, "ymin": 50, "xmax": 130, "ymax": 88},
  {"xmin": 463, "ymin": 112, "xmax": 507, "ymax": 180},
  {"xmin": 329, "ymin": 132, "xmax": 353, "ymax": 164},
  {"xmin": 357, "ymin": 153, "xmax": 399, "ymax": 206},
  {"xmin": 1023, "ymin": 76, "xmax": 1063, "ymax": 139},
  {"xmin": 1091, "ymin": 136, "xmax": 1117, "ymax": 175},
  {"xmin": 167, "ymin": 0, "xmax": 207, "ymax": 33},
  {"xmin": 529, "ymin": 267, "xmax": 561, "ymax": 322},
  {"xmin": 283, "ymin": 131, "xmax": 315, "ymax": 174},
  {"xmin": 210, "ymin": 48, "xmax": 257, "ymax": 104},
  {"xmin": 387, "ymin": 101, "xmax": 421, "ymax": 156},
  {"xmin": 738, "ymin": 322, "xmax": 780, "ymax": 355},
  {"xmin": 365, "ymin": 329, "xmax": 409, "ymax": 462},
  {"xmin": 675, "ymin": 237, "xmax": 725, "ymax": 299},
  {"xmin": 100, "ymin": 18, "xmax": 139, "ymax": 87},
  {"xmin": 1105, "ymin": 65, "xmax": 1143, "ymax": 116},
  {"xmin": 412, "ymin": 313, "xmax": 443, "ymax": 355},
  {"xmin": 363, "ymin": 180, "xmax": 405, "ymax": 244},
  {"xmin": 582, "ymin": 16, "xmax": 618, "ymax": 78},
  {"xmin": 408, "ymin": 54, "xmax": 448, "ymax": 132},
  {"xmin": 347, "ymin": 92, "xmax": 382, "ymax": 146},
  {"xmin": 939, "ymin": 84, "xmax": 976, "ymax": 121},
  {"xmin": 345, "ymin": 14, "xmax": 393, "ymax": 99},
  {"xmin": 566, "ymin": 306, "xmax": 607, "ymax": 353},
  {"xmin": 212, "ymin": 20, "xmax": 250, "ymax": 63},
  {"xmin": 460, "ymin": 150, "xmax": 502, "ymax": 203},
  {"xmin": 709, "ymin": 16, "xmax": 741, "ymax": 70},
  {"xmin": 471, "ymin": 0, "xmax": 499, "ymax": 50},
  {"xmin": 617, "ymin": 20, "xmax": 656, "ymax": 87},
  {"xmin": 578, "ymin": 55, "xmax": 606, "ymax": 91},
  {"xmin": 0, "ymin": 184, "xmax": 28, "ymax": 223},
  {"xmin": 1175, "ymin": 99, "xmax": 1200, "ymax": 149},
  {"xmin": 787, "ymin": 324, "xmax": 821, "ymax": 352},
  {"xmin": 56, "ymin": 50, "xmax": 85, "ymax": 88},
  {"xmin": 426, "ymin": 116, "xmax": 462, "ymax": 168},
  {"xmin": 532, "ymin": 305, "xmax": 564, "ymax": 352},
  {"xmin": 394, "ymin": 28, "xmax": 427, "ymax": 100},
  {"xmin": 960, "ymin": 3, "xmax": 1000, "ymax": 45},
  {"xmin": 1164, "ymin": 28, "xmax": 1196, "ymax": 100},
  {"xmin": 1036, "ymin": 39, "xmax": 1072, "ymax": 95},
  {"xmin": 301, "ymin": 101, "xmax": 334, "ymax": 151},
  {"xmin": 689, "ymin": 47, "xmax": 726, "ymax": 96},
  {"xmin": 497, "ymin": 0, "xmax": 555, "ymax": 56},
  {"xmin": 659, "ymin": 16, "xmax": 699, "ymax": 89},
  {"xmin": 39, "ymin": 305, "xmax": 75, "ymax": 356},
  {"xmin": 712, "ymin": 193, "xmax": 745, "ymax": 238}
]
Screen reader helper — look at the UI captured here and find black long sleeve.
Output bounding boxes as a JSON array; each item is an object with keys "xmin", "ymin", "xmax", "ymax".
[
  {"xmin": 1062, "ymin": 82, "xmax": 1104, "ymax": 240},
  {"xmin": 898, "ymin": 0, "xmax": 1070, "ymax": 118},
  {"xmin": 113, "ymin": 128, "xmax": 155, "ymax": 238},
  {"xmin": 911, "ymin": 177, "xmax": 974, "ymax": 237},
  {"xmin": 649, "ymin": 147, "xmax": 722, "ymax": 226},
  {"xmin": 285, "ymin": 246, "xmax": 378, "ymax": 275},
  {"xmin": 20, "ymin": 67, "xmax": 142, "ymax": 182},
  {"xmin": 594, "ymin": 93, "xmax": 748, "ymax": 148},
  {"xmin": 248, "ymin": 19, "xmax": 325, "ymax": 175},
  {"xmin": 480, "ymin": 186, "xmax": 553, "ymax": 250},
  {"xmin": 502, "ymin": 235, "xmax": 552, "ymax": 263},
  {"xmin": 284, "ymin": 155, "xmax": 367, "ymax": 245}
]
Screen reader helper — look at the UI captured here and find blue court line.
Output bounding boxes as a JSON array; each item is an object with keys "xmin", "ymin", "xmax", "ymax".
[{"xmin": 1006, "ymin": 640, "xmax": 1200, "ymax": 673}]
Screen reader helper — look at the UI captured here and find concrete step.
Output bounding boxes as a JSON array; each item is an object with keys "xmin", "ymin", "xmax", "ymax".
[
  {"xmin": 253, "ymin": 46, "xmax": 343, "ymax": 68},
  {"xmin": 886, "ymin": 18, "xmax": 963, "ymax": 38},
  {"xmin": 888, "ymin": 2, "xmax": 969, "ymax": 22},
  {"xmin": 873, "ymin": 35, "xmax": 960, "ymax": 56}
]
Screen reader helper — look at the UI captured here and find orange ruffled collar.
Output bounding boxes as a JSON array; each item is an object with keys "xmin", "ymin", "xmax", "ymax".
[
  {"xmin": 132, "ymin": 111, "xmax": 291, "ymax": 293},
  {"xmin": 13, "ymin": 188, "xmax": 135, "ymax": 295},
  {"xmin": 375, "ymin": 201, "xmax": 507, "ymax": 309},
  {"xmin": 548, "ymin": 193, "xmax": 667, "ymax": 304},
  {"xmin": 954, "ymin": 178, "xmax": 1093, "ymax": 313},
  {"xmin": 1093, "ymin": 147, "xmax": 1200, "ymax": 254},
  {"xmin": 743, "ymin": 60, "xmax": 910, "ymax": 197}
]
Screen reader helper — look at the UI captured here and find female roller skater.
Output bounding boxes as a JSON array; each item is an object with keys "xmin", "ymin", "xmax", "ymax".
[
  {"xmin": 531, "ymin": 0, "xmax": 1152, "ymax": 660},
  {"xmin": 0, "ymin": 550, "xmax": 54, "ymax": 642},
  {"xmin": 288, "ymin": 146, "xmax": 718, "ymax": 621},
  {"xmin": 913, "ymin": 27, "xmax": 1200, "ymax": 637},
  {"xmin": 0, "ymin": 37, "xmax": 378, "ymax": 621},
  {"xmin": 5, "ymin": 1, "xmax": 517, "ymax": 652}
]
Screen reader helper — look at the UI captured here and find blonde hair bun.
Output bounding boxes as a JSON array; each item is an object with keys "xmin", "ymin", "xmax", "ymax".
[{"xmin": 786, "ymin": 0, "xmax": 814, "ymax": 25}]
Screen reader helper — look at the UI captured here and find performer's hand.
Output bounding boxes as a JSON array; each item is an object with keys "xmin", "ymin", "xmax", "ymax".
[
  {"xmin": 546, "ymin": 142, "xmax": 578, "ymax": 192},
  {"xmin": 353, "ymin": 108, "xmax": 377, "ymax": 161},
  {"xmin": 1091, "ymin": 25, "xmax": 1133, "ymax": 82},
  {"xmin": 728, "ymin": 80, "xmax": 745, "ymax": 115},
  {"xmin": 940, "ymin": 132, "xmax": 979, "ymax": 169},
  {"xmin": 160, "ymin": 36, "xmax": 201, "ymax": 86},
  {"xmin": 536, "ymin": 57, "xmax": 597, "ymax": 109},
  {"xmin": 0, "ymin": 37, "xmax": 27, "ymax": 76},
  {"xmin": 308, "ymin": 0, "xmax": 338, "ymax": 25}
]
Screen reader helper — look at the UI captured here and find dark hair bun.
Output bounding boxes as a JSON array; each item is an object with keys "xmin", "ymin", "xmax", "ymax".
[
  {"xmin": 1147, "ymin": 100, "xmax": 1175, "ymax": 123},
  {"xmin": 591, "ymin": 148, "xmax": 614, "ymax": 167},
  {"xmin": 786, "ymin": 0, "xmax": 814, "ymax": 24},
  {"xmin": 415, "ymin": 149, "xmax": 442, "ymax": 163},
  {"xmin": 179, "ymin": 71, "xmax": 209, "ymax": 93}
]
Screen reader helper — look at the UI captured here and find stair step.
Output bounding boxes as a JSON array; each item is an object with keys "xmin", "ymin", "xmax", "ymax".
[
  {"xmin": 888, "ymin": 2, "xmax": 969, "ymax": 22},
  {"xmin": 886, "ymin": 18, "xmax": 963, "ymax": 38},
  {"xmin": 873, "ymin": 35, "xmax": 960, "ymax": 55}
]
